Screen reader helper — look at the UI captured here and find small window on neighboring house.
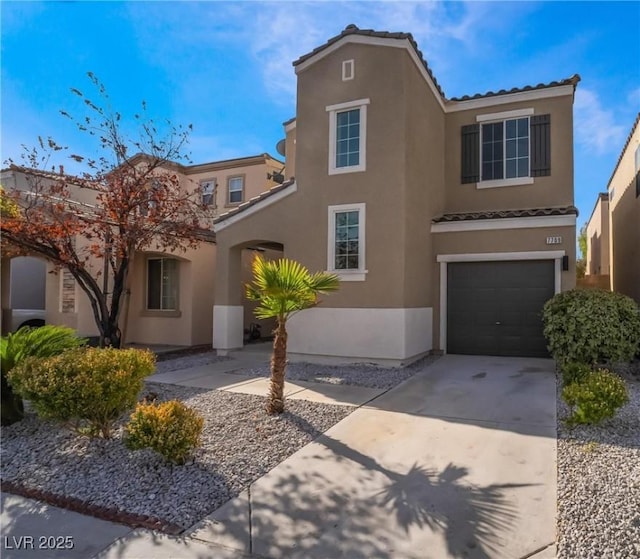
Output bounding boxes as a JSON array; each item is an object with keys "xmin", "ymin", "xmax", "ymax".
[
  {"xmin": 147, "ymin": 258, "xmax": 178, "ymax": 311},
  {"xmin": 228, "ymin": 176, "xmax": 244, "ymax": 204},
  {"xmin": 610, "ymin": 188, "xmax": 615, "ymax": 202},
  {"xmin": 201, "ymin": 179, "xmax": 215, "ymax": 206},
  {"xmin": 635, "ymin": 145, "xmax": 640, "ymax": 172},
  {"xmin": 327, "ymin": 203, "xmax": 366, "ymax": 281},
  {"xmin": 461, "ymin": 110, "xmax": 550, "ymax": 187},
  {"xmin": 342, "ymin": 59, "xmax": 354, "ymax": 81},
  {"xmin": 327, "ymin": 99, "xmax": 369, "ymax": 175}
]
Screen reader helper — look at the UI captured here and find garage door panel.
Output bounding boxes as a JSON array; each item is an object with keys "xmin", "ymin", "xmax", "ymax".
[{"xmin": 447, "ymin": 260, "xmax": 554, "ymax": 357}]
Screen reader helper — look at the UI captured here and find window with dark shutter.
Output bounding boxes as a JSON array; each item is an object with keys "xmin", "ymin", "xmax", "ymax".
[
  {"xmin": 461, "ymin": 124, "xmax": 480, "ymax": 183},
  {"xmin": 530, "ymin": 114, "xmax": 551, "ymax": 177}
]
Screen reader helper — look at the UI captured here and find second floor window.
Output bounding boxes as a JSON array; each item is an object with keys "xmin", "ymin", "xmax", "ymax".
[
  {"xmin": 228, "ymin": 176, "xmax": 244, "ymax": 204},
  {"xmin": 327, "ymin": 98, "xmax": 369, "ymax": 175},
  {"xmin": 336, "ymin": 109, "xmax": 361, "ymax": 168},
  {"xmin": 482, "ymin": 118, "xmax": 529, "ymax": 181},
  {"xmin": 201, "ymin": 179, "xmax": 215, "ymax": 206}
]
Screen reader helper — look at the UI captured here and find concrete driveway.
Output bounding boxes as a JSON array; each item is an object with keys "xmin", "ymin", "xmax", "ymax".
[{"xmin": 186, "ymin": 354, "xmax": 558, "ymax": 559}]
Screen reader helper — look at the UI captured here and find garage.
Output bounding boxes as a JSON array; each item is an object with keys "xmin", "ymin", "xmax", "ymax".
[{"xmin": 447, "ymin": 260, "xmax": 555, "ymax": 357}]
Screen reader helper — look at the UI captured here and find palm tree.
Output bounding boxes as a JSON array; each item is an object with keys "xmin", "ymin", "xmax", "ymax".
[{"xmin": 246, "ymin": 255, "xmax": 339, "ymax": 414}]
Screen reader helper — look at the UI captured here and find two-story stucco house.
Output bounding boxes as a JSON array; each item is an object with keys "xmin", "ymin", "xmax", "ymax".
[
  {"xmin": 212, "ymin": 25, "xmax": 579, "ymax": 363},
  {"xmin": 607, "ymin": 113, "xmax": 640, "ymax": 304},
  {"xmin": 582, "ymin": 192, "xmax": 610, "ymax": 289},
  {"xmin": 1, "ymin": 152, "xmax": 283, "ymax": 346}
]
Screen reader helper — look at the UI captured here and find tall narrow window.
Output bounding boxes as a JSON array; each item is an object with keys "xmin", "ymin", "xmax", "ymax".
[
  {"xmin": 147, "ymin": 258, "xmax": 178, "ymax": 310},
  {"xmin": 327, "ymin": 203, "xmax": 366, "ymax": 281},
  {"xmin": 228, "ymin": 176, "xmax": 244, "ymax": 204},
  {"xmin": 201, "ymin": 179, "xmax": 215, "ymax": 206},
  {"xmin": 336, "ymin": 109, "xmax": 360, "ymax": 168},
  {"xmin": 327, "ymin": 98, "xmax": 369, "ymax": 175}
]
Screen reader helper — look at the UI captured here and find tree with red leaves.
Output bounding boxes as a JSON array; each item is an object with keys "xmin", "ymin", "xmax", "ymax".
[{"xmin": 1, "ymin": 73, "xmax": 210, "ymax": 348}]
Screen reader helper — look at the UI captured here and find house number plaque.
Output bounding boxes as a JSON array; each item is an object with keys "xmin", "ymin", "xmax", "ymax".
[{"xmin": 546, "ymin": 236, "xmax": 563, "ymax": 245}]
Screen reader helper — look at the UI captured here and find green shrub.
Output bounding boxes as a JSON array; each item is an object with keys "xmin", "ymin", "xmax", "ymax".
[
  {"xmin": 125, "ymin": 400, "xmax": 204, "ymax": 464},
  {"xmin": 560, "ymin": 362, "xmax": 591, "ymax": 387},
  {"xmin": 562, "ymin": 369, "xmax": 629, "ymax": 425},
  {"xmin": 1, "ymin": 325, "xmax": 87, "ymax": 426},
  {"xmin": 543, "ymin": 289, "xmax": 640, "ymax": 366},
  {"xmin": 8, "ymin": 347, "xmax": 155, "ymax": 438}
]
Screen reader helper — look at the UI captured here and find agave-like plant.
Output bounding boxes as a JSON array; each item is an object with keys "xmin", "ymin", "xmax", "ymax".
[
  {"xmin": 246, "ymin": 255, "xmax": 339, "ymax": 414},
  {"xmin": 1, "ymin": 324, "xmax": 87, "ymax": 425}
]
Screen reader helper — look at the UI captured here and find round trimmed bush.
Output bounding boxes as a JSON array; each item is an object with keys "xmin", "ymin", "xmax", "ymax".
[
  {"xmin": 562, "ymin": 369, "xmax": 628, "ymax": 425},
  {"xmin": 125, "ymin": 400, "xmax": 204, "ymax": 464},
  {"xmin": 543, "ymin": 289, "xmax": 640, "ymax": 366},
  {"xmin": 8, "ymin": 347, "xmax": 155, "ymax": 438}
]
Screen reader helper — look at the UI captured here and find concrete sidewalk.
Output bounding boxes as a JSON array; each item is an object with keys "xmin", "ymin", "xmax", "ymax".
[{"xmin": 2, "ymin": 354, "xmax": 558, "ymax": 559}]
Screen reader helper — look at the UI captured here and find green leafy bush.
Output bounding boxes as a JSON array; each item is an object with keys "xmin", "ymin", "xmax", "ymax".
[
  {"xmin": 560, "ymin": 362, "xmax": 592, "ymax": 387},
  {"xmin": 543, "ymin": 289, "xmax": 640, "ymax": 366},
  {"xmin": 562, "ymin": 369, "xmax": 629, "ymax": 425},
  {"xmin": 8, "ymin": 347, "xmax": 155, "ymax": 438},
  {"xmin": 125, "ymin": 400, "xmax": 204, "ymax": 464},
  {"xmin": 1, "ymin": 325, "xmax": 87, "ymax": 426}
]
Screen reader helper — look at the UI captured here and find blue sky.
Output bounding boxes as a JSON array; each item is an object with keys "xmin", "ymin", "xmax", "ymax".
[{"xmin": 1, "ymin": 1, "xmax": 639, "ymax": 229}]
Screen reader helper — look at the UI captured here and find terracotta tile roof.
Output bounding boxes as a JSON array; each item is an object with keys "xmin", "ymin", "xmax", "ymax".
[
  {"xmin": 293, "ymin": 24, "xmax": 447, "ymax": 99},
  {"xmin": 293, "ymin": 25, "xmax": 579, "ymax": 103},
  {"xmin": 432, "ymin": 206, "xmax": 578, "ymax": 223},
  {"xmin": 448, "ymin": 74, "xmax": 581, "ymax": 102},
  {"xmin": 214, "ymin": 179, "xmax": 295, "ymax": 224}
]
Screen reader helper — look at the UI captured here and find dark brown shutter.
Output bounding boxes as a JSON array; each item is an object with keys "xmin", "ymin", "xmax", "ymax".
[
  {"xmin": 530, "ymin": 114, "xmax": 551, "ymax": 177},
  {"xmin": 461, "ymin": 124, "xmax": 480, "ymax": 183}
]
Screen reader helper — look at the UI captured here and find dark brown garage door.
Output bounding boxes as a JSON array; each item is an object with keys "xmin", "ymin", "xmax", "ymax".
[{"xmin": 447, "ymin": 260, "xmax": 555, "ymax": 357}]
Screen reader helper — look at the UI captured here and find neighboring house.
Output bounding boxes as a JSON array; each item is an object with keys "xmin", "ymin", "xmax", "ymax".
[
  {"xmin": 583, "ymin": 192, "xmax": 610, "ymax": 287},
  {"xmin": 607, "ymin": 113, "xmax": 640, "ymax": 304},
  {"xmin": 212, "ymin": 25, "xmax": 579, "ymax": 363},
  {"xmin": 1, "ymin": 153, "xmax": 283, "ymax": 346}
]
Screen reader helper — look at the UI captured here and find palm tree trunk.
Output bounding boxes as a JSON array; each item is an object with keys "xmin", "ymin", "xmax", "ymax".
[{"xmin": 267, "ymin": 317, "xmax": 288, "ymax": 414}]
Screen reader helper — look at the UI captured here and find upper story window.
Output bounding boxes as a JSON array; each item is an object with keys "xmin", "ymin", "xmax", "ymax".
[
  {"xmin": 327, "ymin": 203, "xmax": 366, "ymax": 281},
  {"xmin": 481, "ymin": 117, "xmax": 529, "ymax": 180},
  {"xmin": 147, "ymin": 257, "xmax": 178, "ymax": 311},
  {"xmin": 228, "ymin": 175, "xmax": 244, "ymax": 205},
  {"xmin": 327, "ymin": 98, "xmax": 369, "ymax": 175},
  {"xmin": 200, "ymin": 179, "xmax": 215, "ymax": 206},
  {"xmin": 461, "ymin": 108, "xmax": 550, "ymax": 188}
]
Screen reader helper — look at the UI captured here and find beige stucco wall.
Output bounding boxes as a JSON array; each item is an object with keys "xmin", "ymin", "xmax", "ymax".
[
  {"xmin": 284, "ymin": 124, "xmax": 297, "ymax": 180},
  {"xmin": 444, "ymin": 95, "xmax": 575, "ymax": 213},
  {"xmin": 125, "ymin": 243, "xmax": 216, "ymax": 346},
  {"xmin": 609, "ymin": 121, "xmax": 640, "ymax": 303},
  {"xmin": 585, "ymin": 196, "xmax": 610, "ymax": 276}
]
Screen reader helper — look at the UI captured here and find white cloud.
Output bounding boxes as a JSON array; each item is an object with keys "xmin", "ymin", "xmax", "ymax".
[
  {"xmin": 574, "ymin": 88, "xmax": 627, "ymax": 154},
  {"xmin": 627, "ymin": 87, "xmax": 640, "ymax": 106}
]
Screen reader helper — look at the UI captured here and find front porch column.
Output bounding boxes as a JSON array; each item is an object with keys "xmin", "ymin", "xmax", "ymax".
[{"xmin": 212, "ymin": 245, "xmax": 244, "ymax": 354}]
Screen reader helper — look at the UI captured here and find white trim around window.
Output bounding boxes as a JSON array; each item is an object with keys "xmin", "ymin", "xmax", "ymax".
[
  {"xmin": 327, "ymin": 98, "xmax": 369, "ymax": 175},
  {"xmin": 437, "ymin": 250, "xmax": 564, "ymax": 352},
  {"xmin": 342, "ymin": 59, "xmax": 355, "ymax": 81},
  {"xmin": 476, "ymin": 108, "xmax": 534, "ymax": 122},
  {"xmin": 327, "ymin": 203, "xmax": 367, "ymax": 281}
]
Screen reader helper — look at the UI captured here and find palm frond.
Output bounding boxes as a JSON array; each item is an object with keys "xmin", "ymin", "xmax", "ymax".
[{"xmin": 246, "ymin": 255, "xmax": 340, "ymax": 320}]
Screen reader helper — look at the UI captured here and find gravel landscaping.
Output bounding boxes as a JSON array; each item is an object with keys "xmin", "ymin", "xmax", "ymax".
[
  {"xmin": 1, "ymin": 382, "xmax": 352, "ymax": 531},
  {"xmin": 557, "ymin": 376, "xmax": 640, "ymax": 559},
  {"xmin": 237, "ymin": 354, "xmax": 442, "ymax": 389},
  {"xmin": 154, "ymin": 351, "xmax": 230, "ymax": 374}
]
